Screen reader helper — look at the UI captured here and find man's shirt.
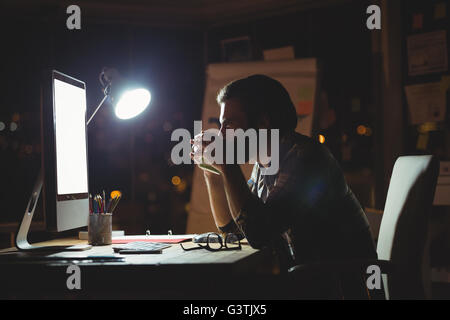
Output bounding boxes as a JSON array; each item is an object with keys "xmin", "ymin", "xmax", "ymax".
[{"xmin": 222, "ymin": 132, "xmax": 377, "ymax": 270}]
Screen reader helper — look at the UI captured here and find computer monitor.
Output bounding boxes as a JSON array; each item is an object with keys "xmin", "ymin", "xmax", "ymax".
[
  {"xmin": 15, "ymin": 70, "xmax": 91, "ymax": 251},
  {"xmin": 42, "ymin": 70, "xmax": 90, "ymax": 231}
]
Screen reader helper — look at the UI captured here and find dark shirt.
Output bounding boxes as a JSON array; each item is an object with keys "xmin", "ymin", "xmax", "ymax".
[{"xmin": 221, "ymin": 132, "xmax": 377, "ymax": 270}]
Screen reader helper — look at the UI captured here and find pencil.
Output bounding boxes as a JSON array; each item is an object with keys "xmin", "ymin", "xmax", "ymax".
[
  {"xmin": 99, "ymin": 195, "xmax": 103, "ymax": 213},
  {"xmin": 96, "ymin": 195, "xmax": 101, "ymax": 213},
  {"xmin": 103, "ymin": 190, "xmax": 106, "ymax": 213},
  {"xmin": 110, "ymin": 195, "xmax": 121, "ymax": 214},
  {"xmin": 93, "ymin": 196, "xmax": 97, "ymax": 214}
]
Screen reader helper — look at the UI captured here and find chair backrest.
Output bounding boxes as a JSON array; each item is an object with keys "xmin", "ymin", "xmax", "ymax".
[{"xmin": 377, "ymin": 155, "xmax": 439, "ymax": 299}]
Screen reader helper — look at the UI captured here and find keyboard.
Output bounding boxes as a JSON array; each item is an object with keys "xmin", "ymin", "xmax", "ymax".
[{"xmin": 112, "ymin": 242, "xmax": 171, "ymax": 254}]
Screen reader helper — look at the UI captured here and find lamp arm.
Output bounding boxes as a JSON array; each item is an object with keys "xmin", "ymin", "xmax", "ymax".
[{"xmin": 86, "ymin": 93, "xmax": 109, "ymax": 126}]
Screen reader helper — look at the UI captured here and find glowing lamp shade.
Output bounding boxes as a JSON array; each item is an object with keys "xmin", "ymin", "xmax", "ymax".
[{"xmin": 114, "ymin": 88, "xmax": 151, "ymax": 120}]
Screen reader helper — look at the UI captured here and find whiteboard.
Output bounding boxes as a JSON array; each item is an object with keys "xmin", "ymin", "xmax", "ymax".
[{"xmin": 186, "ymin": 58, "xmax": 320, "ymax": 234}]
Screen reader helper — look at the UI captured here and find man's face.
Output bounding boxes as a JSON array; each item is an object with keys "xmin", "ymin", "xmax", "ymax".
[
  {"xmin": 218, "ymin": 98, "xmax": 250, "ymax": 136},
  {"xmin": 218, "ymin": 98, "xmax": 273, "ymax": 163}
]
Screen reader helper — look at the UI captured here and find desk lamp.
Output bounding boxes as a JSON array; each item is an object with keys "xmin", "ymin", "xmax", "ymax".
[
  {"xmin": 87, "ymin": 68, "xmax": 151, "ymax": 124},
  {"xmin": 15, "ymin": 68, "xmax": 151, "ymax": 251}
]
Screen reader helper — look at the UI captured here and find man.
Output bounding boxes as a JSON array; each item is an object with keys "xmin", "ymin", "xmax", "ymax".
[{"xmin": 192, "ymin": 75, "xmax": 377, "ymax": 279}]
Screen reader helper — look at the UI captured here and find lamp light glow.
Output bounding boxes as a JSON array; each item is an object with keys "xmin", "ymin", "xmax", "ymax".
[{"xmin": 114, "ymin": 88, "xmax": 151, "ymax": 120}]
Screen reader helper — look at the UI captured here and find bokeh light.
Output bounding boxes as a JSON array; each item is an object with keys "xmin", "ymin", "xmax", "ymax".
[
  {"xmin": 357, "ymin": 125, "xmax": 372, "ymax": 136},
  {"xmin": 10, "ymin": 122, "xmax": 18, "ymax": 132},
  {"xmin": 318, "ymin": 134, "xmax": 325, "ymax": 144},
  {"xmin": 12, "ymin": 113, "xmax": 20, "ymax": 122},
  {"xmin": 175, "ymin": 179, "xmax": 187, "ymax": 193},
  {"xmin": 163, "ymin": 121, "xmax": 173, "ymax": 132},
  {"xmin": 356, "ymin": 125, "xmax": 367, "ymax": 135},
  {"xmin": 110, "ymin": 190, "xmax": 122, "ymax": 199},
  {"xmin": 342, "ymin": 133, "xmax": 348, "ymax": 143},
  {"xmin": 171, "ymin": 176, "xmax": 181, "ymax": 186}
]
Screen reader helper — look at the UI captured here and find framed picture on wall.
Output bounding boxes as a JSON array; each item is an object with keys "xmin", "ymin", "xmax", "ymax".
[{"xmin": 221, "ymin": 36, "xmax": 252, "ymax": 62}]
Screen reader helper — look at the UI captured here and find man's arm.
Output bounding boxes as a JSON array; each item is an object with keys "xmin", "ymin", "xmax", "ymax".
[
  {"xmin": 192, "ymin": 131, "xmax": 235, "ymax": 230},
  {"xmin": 195, "ymin": 133, "xmax": 294, "ymax": 243},
  {"xmin": 221, "ymin": 164, "xmax": 252, "ymax": 220},
  {"xmin": 203, "ymin": 171, "xmax": 234, "ymax": 229},
  {"xmin": 220, "ymin": 163, "xmax": 297, "ymax": 249}
]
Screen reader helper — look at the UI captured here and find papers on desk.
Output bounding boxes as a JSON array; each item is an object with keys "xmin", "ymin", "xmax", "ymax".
[
  {"xmin": 111, "ymin": 234, "xmax": 197, "ymax": 244},
  {"xmin": 0, "ymin": 251, "xmax": 125, "ymax": 263}
]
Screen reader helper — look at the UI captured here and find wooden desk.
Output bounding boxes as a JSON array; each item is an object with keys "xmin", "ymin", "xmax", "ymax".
[{"xmin": 0, "ymin": 237, "xmax": 277, "ymax": 299}]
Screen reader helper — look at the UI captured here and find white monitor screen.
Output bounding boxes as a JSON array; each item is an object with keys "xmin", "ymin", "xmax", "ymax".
[{"xmin": 53, "ymin": 78, "xmax": 88, "ymax": 195}]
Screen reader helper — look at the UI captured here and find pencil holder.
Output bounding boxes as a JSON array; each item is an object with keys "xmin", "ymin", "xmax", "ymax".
[{"xmin": 88, "ymin": 213, "xmax": 112, "ymax": 246}]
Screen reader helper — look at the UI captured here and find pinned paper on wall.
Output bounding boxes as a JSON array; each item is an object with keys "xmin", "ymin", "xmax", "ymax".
[
  {"xmin": 412, "ymin": 13, "xmax": 423, "ymax": 30},
  {"xmin": 263, "ymin": 46, "xmax": 295, "ymax": 61},
  {"xmin": 407, "ymin": 30, "xmax": 448, "ymax": 76},
  {"xmin": 405, "ymin": 82, "xmax": 447, "ymax": 125},
  {"xmin": 296, "ymin": 86, "xmax": 314, "ymax": 115},
  {"xmin": 434, "ymin": 2, "xmax": 447, "ymax": 20},
  {"xmin": 418, "ymin": 122, "xmax": 438, "ymax": 133},
  {"xmin": 417, "ymin": 133, "xmax": 430, "ymax": 150},
  {"xmin": 441, "ymin": 75, "xmax": 450, "ymax": 92}
]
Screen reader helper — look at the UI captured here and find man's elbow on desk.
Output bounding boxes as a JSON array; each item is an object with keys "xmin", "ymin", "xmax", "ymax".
[{"xmin": 238, "ymin": 225, "xmax": 271, "ymax": 250}]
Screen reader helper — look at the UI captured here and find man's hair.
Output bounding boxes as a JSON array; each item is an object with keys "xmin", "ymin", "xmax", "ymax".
[{"xmin": 216, "ymin": 74, "xmax": 297, "ymax": 135}]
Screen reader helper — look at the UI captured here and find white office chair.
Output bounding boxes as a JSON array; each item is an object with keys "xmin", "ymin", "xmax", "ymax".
[
  {"xmin": 288, "ymin": 155, "xmax": 439, "ymax": 299},
  {"xmin": 376, "ymin": 155, "xmax": 439, "ymax": 299}
]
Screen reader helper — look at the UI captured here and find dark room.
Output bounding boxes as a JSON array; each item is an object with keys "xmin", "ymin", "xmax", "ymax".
[{"xmin": 0, "ymin": 0, "xmax": 449, "ymax": 303}]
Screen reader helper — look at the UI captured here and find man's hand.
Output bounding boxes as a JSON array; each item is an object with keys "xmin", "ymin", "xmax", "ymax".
[{"xmin": 190, "ymin": 131, "xmax": 226, "ymax": 175}]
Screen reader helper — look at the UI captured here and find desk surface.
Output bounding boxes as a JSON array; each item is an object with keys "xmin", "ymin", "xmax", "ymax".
[
  {"xmin": 0, "ymin": 237, "xmax": 275, "ymax": 299},
  {"xmin": 0, "ymin": 237, "xmax": 264, "ymax": 267}
]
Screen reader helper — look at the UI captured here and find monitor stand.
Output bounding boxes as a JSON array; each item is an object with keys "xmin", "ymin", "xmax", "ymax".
[{"xmin": 15, "ymin": 170, "xmax": 91, "ymax": 252}]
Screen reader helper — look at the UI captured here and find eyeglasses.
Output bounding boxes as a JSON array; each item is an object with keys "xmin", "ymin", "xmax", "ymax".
[{"xmin": 180, "ymin": 232, "xmax": 242, "ymax": 252}]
